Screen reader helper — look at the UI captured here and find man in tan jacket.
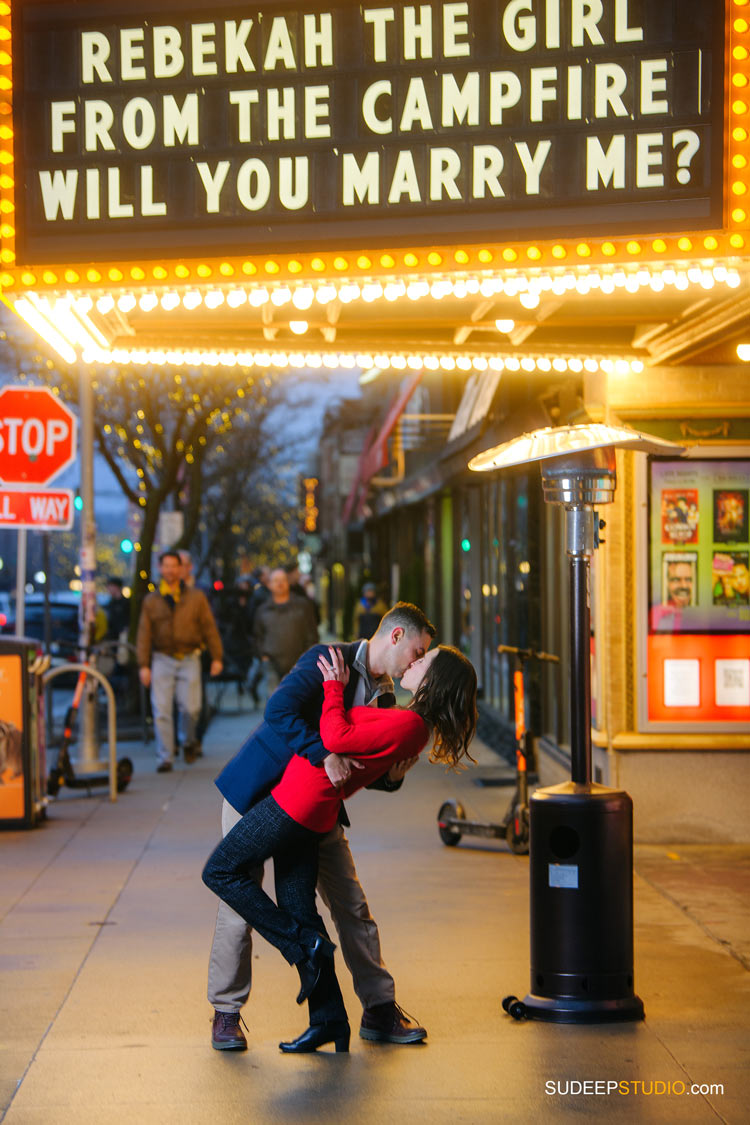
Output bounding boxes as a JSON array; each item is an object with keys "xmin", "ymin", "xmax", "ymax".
[{"xmin": 137, "ymin": 551, "xmax": 223, "ymax": 772}]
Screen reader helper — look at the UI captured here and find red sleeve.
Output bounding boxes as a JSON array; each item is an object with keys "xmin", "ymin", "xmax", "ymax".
[{"xmin": 320, "ymin": 680, "xmax": 427, "ymax": 760}]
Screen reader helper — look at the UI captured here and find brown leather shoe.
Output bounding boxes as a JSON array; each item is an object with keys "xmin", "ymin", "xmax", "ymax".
[
  {"xmin": 211, "ymin": 1010, "xmax": 248, "ymax": 1051},
  {"xmin": 183, "ymin": 740, "xmax": 200, "ymax": 764},
  {"xmin": 359, "ymin": 1002, "xmax": 427, "ymax": 1044}
]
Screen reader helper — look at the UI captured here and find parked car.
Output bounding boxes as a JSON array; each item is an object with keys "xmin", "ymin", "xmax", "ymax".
[{"xmin": 0, "ymin": 594, "xmax": 83, "ymax": 657}]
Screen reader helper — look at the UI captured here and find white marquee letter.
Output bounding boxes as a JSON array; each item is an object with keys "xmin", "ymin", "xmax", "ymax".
[
  {"xmin": 362, "ymin": 80, "xmax": 393, "ymax": 134},
  {"xmin": 472, "ymin": 145, "xmax": 504, "ymax": 198},
  {"xmin": 196, "ymin": 160, "xmax": 230, "ymax": 212},
  {"xmin": 342, "ymin": 152, "xmax": 380, "ymax": 204},
  {"xmin": 515, "ymin": 140, "xmax": 551, "ymax": 194},
  {"xmin": 50, "ymin": 102, "xmax": 76, "ymax": 153},
  {"xmin": 363, "ymin": 8, "xmax": 395, "ymax": 62},
  {"xmin": 586, "ymin": 135, "xmax": 626, "ymax": 189},
  {"xmin": 81, "ymin": 31, "xmax": 112, "ymax": 84},
  {"xmin": 237, "ymin": 158, "xmax": 271, "ymax": 210},
  {"xmin": 39, "ymin": 169, "xmax": 78, "ymax": 220}
]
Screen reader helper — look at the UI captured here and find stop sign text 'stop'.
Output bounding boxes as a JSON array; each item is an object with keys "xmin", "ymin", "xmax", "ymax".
[{"xmin": 0, "ymin": 386, "xmax": 78, "ymax": 486}]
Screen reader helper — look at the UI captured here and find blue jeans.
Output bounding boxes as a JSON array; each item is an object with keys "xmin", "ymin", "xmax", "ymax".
[
  {"xmin": 202, "ymin": 795, "xmax": 347, "ymax": 1026},
  {"xmin": 150, "ymin": 651, "xmax": 201, "ymax": 764}
]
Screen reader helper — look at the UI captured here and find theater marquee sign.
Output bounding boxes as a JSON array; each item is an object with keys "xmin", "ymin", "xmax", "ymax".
[{"xmin": 11, "ymin": 0, "xmax": 723, "ymax": 263}]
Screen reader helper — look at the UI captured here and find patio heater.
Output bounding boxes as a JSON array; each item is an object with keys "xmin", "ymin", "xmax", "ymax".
[{"xmin": 469, "ymin": 423, "xmax": 684, "ymax": 1023}]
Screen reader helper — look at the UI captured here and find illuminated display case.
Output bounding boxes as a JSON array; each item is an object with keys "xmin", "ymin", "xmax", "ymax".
[{"xmin": 643, "ymin": 455, "xmax": 750, "ymax": 729}]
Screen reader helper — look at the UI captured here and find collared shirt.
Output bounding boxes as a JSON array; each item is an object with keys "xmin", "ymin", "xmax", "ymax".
[{"xmin": 351, "ymin": 639, "xmax": 394, "ymax": 707}]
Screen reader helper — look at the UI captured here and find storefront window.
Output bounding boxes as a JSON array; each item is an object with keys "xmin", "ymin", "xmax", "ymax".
[{"xmin": 646, "ymin": 458, "xmax": 750, "ymax": 726}]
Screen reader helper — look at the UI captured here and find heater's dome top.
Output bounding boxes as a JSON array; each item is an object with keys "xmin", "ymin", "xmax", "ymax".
[{"xmin": 468, "ymin": 423, "xmax": 685, "ymax": 472}]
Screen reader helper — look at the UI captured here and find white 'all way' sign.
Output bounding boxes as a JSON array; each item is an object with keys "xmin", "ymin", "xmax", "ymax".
[{"xmin": 0, "ymin": 488, "xmax": 74, "ymax": 529}]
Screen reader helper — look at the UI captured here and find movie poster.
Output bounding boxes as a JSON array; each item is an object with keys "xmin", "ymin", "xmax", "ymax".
[
  {"xmin": 713, "ymin": 490, "xmax": 749, "ymax": 543},
  {"xmin": 661, "ymin": 490, "xmax": 699, "ymax": 544},
  {"xmin": 662, "ymin": 552, "xmax": 698, "ymax": 607},
  {"xmin": 712, "ymin": 551, "xmax": 750, "ymax": 606}
]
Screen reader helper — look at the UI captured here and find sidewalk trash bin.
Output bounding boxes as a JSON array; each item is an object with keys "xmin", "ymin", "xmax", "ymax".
[{"xmin": 0, "ymin": 637, "xmax": 48, "ymax": 829}]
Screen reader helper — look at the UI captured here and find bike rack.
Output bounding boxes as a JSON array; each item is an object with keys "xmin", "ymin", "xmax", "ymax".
[
  {"xmin": 91, "ymin": 639, "xmax": 151, "ymax": 744},
  {"xmin": 42, "ymin": 663, "xmax": 119, "ymax": 802}
]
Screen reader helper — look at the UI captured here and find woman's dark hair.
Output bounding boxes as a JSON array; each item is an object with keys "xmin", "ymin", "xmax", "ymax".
[{"xmin": 409, "ymin": 645, "xmax": 477, "ymax": 770}]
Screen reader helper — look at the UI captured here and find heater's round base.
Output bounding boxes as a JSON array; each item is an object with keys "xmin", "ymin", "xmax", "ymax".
[{"xmin": 521, "ymin": 992, "xmax": 645, "ymax": 1024}]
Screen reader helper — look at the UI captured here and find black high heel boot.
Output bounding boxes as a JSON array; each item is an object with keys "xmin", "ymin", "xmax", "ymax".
[
  {"xmin": 295, "ymin": 933, "xmax": 336, "ymax": 1005},
  {"xmin": 279, "ymin": 1020, "xmax": 350, "ymax": 1054}
]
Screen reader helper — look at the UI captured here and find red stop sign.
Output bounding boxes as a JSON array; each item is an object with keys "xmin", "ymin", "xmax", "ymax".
[{"xmin": 0, "ymin": 386, "xmax": 77, "ymax": 486}]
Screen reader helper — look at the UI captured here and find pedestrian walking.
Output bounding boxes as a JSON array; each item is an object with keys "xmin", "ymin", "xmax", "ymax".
[
  {"xmin": 253, "ymin": 567, "xmax": 319, "ymax": 700},
  {"xmin": 353, "ymin": 581, "xmax": 388, "ymax": 640},
  {"xmin": 104, "ymin": 576, "xmax": 131, "ymax": 692},
  {"xmin": 136, "ymin": 550, "xmax": 223, "ymax": 772}
]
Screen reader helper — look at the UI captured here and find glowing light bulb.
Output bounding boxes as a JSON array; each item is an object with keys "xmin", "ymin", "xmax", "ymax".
[{"xmin": 293, "ymin": 286, "xmax": 314, "ymax": 310}]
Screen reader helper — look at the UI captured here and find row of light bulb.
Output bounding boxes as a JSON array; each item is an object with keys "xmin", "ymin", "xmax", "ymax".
[
  {"xmin": 81, "ymin": 346, "xmax": 645, "ymax": 375},
  {"xmin": 76, "ymin": 264, "xmax": 743, "ymax": 320}
]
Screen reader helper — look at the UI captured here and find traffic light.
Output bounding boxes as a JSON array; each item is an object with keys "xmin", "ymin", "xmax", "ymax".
[
  {"xmin": 120, "ymin": 538, "xmax": 134, "ymax": 554},
  {"xmin": 73, "ymin": 492, "xmax": 83, "ymax": 511}
]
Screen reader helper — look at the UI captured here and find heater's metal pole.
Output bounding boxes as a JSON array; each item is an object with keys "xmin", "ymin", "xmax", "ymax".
[
  {"xmin": 569, "ymin": 556, "xmax": 591, "ymax": 785},
  {"xmin": 566, "ymin": 507, "xmax": 593, "ymax": 785}
]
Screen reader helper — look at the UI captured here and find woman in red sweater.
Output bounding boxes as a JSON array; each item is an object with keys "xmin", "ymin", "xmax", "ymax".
[{"xmin": 202, "ymin": 644, "xmax": 477, "ymax": 1055}]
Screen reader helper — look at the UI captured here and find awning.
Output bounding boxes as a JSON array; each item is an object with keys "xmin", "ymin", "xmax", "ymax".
[{"xmin": 341, "ymin": 372, "xmax": 423, "ymax": 523}]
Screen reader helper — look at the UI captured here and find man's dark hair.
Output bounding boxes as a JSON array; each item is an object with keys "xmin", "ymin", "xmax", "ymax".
[
  {"xmin": 107, "ymin": 576, "xmax": 124, "ymax": 588},
  {"xmin": 375, "ymin": 601, "xmax": 436, "ymax": 639},
  {"xmin": 158, "ymin": 550, "xmax": 182, "ymax": 565}
]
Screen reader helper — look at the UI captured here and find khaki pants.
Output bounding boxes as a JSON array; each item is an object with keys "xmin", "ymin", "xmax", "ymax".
[{"xmin": 207, "ymin": 799, "xmax": 395, "ymax": 1013}]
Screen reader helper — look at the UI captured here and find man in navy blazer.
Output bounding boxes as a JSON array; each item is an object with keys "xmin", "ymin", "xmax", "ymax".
[{"xmin": 207, "ymin": 601, "xmax": 436, "ymax": 1051}]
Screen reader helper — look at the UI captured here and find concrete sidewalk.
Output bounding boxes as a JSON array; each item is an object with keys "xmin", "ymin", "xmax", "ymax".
[{"xmin": 1, "ymin": 698, "xmax": 748, "ymax": 1124}]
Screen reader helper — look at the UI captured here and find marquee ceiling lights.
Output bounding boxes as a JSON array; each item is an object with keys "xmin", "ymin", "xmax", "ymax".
[
  {"xmin": 74, "ymin": 345, "xmax": 645, "ymax": 376},
  {"xmin": 20, "ymin": 261, "xmax": 746, "ymax": 317}
]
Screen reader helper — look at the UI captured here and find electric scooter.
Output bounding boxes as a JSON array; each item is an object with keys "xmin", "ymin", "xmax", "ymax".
[
  {"xmin": 47, "ymin": 665, "xmax": 133, "ymax": 797},
  {"xmin": 437, "ymin": 644, "xmax": 559, "ymax": 855}
]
